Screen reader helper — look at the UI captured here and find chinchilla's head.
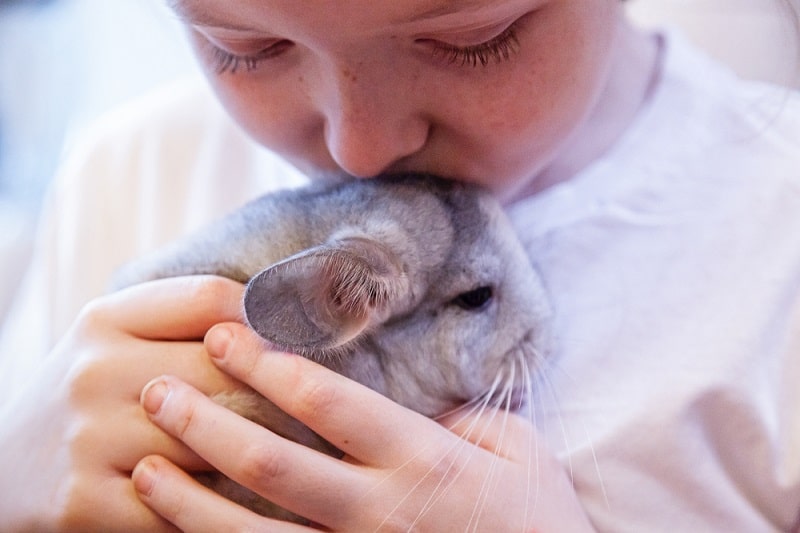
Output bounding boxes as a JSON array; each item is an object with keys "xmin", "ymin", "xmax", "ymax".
[{"xmin": 244, "ymin": 174, "xmax": 551, "ymax": 418}]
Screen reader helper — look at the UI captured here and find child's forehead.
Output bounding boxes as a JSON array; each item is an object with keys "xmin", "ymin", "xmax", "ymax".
[{"xmin": 166, "ymin": 0, "xmax": 532, "ymax": 30}]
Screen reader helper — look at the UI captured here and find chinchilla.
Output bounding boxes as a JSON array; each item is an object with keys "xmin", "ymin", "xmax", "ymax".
[{"xmin": 113, "ymin": 173, "xmax": 551, "ymax": 520}]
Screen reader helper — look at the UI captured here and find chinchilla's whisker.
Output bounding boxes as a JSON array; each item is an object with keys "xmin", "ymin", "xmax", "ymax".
[
  {"xmin": 383, "ymin": 374, "xmax": 501, "ymax": 488},
  {"xmin": 467, "ymin": 364, "xmax": 516, "ymax": 532},
  {"xmin": 516, "ymin": 336, "xmax": 560, "ymax": 529},
  {"xmin": 546, "ymin": 362, "xmax": 609, "ymax": 513},
  {"xmin": 440, "ymin": 372, "xmax": 504, "ymax": 437},
  {"xmin": 534, "ymin": 357, "xmax": 576, "ymax": 484},
  {"xmin": 404, "ymin": 420, "xmax": 487, "ymax": 528},
  {"xmin": 404, "ymin": 377, "xmax": 507, "ymax": 530},
  {"xmin": 373, "ymin": 377, "xmax": 503, "ymax": 531},
  {"xmin": 409, "ymin": 372, "xmax": 513, "ymax": 531},
  {"xmin": 537, "ymin": 358, "xmax": 609, "ymax": 512},
  {"xmin": 433, "ymin": 391, "xmax": 493, "ymax": 423},
  {"xmin": 436, "ymin": 381, "xmax": 501, "ymax": 419},
  {"xmin": 516, "ymin": 349, "xmax": 538, "ymax": 531},
  {"xmin": 372, "ymin": 434, "xmax": 473, "ymax": 533},
  {"xmin": 542, "ymin": 357, "xmax": 609, "ymax": 512},
  {"xmin": 583, "ymin": 422, "xmax": 610, "ymax": 512},
  {"xmin": 371, "ymin": 382, "xmax": 498, "ymax": 492}
]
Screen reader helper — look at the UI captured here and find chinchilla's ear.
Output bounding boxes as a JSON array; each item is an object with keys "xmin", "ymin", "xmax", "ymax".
[{"xmin": 243, "ymin": 237, "xmax": 407, "ymax": 353}]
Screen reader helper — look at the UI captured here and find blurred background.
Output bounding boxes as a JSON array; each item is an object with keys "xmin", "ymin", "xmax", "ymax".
[
  {"xmin": 0, "ymin": 0, "xmax": 195, "ymax": 321},
  {"xmin": 1, "ymin": 0, "xmax": 799, "ymax": 322}
]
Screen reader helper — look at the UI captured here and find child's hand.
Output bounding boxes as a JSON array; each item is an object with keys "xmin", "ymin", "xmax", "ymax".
[
  {"xmin": 0, "ymin": 276, "xmax": 246, "ymax": 532},
  {"xmin": 133, "ymin": 322, "xmax": 595, "ymax": 532}
]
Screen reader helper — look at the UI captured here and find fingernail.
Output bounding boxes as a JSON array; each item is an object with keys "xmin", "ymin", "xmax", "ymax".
[
  {"xmin": 141, "ymin": 378, "xmax": 170, "ymax": 415},
  {"xmin": 205, "ymin": 325, "xmax": 232, "ymax": 360},
  {"xmin": 132, "ymin": 459, "xmax": 156, "ymax": 496}
]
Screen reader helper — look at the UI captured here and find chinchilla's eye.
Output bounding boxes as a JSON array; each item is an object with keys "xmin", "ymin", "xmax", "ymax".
[{"xmin": 452, "ymin": 286, "xmax": 493, "ymax": 311}]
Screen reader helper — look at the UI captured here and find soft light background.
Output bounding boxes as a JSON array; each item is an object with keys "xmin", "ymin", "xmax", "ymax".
[{"xmin": 0, "ymin": 0, "xmax": 798, "ymax": 323}]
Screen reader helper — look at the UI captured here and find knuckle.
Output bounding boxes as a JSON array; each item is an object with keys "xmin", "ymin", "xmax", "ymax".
[
  {"xmin": 420, "ymin": 440, "xmax": 467, "ymax": 488},
  {"xmin": 171, "ymin": 393, "xmax": 200, "ymax": 440},
  {"xmin": 289, "ymin": 371, "xmax": 338, "ymax": 421},
  {"xmin": 63, "ymin": 416, "xmax": 98, "ymax": 458},
  {"xmin": 72, "ymin": 297, "xmax": 114, "ymax": 337},
  {"xmin": 53, "ymin": 475, "xmax": 97, "ymax": 532},
  {"xmin": 228, "ymin": 337, "xmax": 261, "ymax": 382},
  {"xmin": 64, "ymin": 350, "xmax": 109, "ymax": 406},
  {"xmin": 238, "ymin": 442, "xmax": 285, "ymax": 488},
  {"xmin": 184, "ymin": 276, "xmax": 243, "ymax": 319},
  {"xmin": 63, "ymin": 298, "xmax": 130, "ymax": 404}
]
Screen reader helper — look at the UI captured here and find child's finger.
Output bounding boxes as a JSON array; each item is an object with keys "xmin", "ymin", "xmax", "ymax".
[
  {"xmin": 437, "ymin": 408, "xmax": 541, "ymax": 463},
  {"xmin": 204, "ymin": 322, "xmax": 452, "ymax": 467},
  {"xmin": 132, "ymin": 455, "xmax": 311, "ymax": 533},
  {"xmin": 139, "ymin": 375, "xmax": 366, "ymax": 529},
  {"xmin": 92, "ymin": 275, "xmax": 245, "ymax": 340}
]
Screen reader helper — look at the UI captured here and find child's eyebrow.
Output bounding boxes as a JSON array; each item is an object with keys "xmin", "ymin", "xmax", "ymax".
[
  {"xmin": 166, "ymin": 0, "xmax": 260, "ymax": 31},
  {"xmin": 167, "ymin": 0, "xmax": 497, "ymax": 29},
  {"xmin": 400, "ymin": 0, "xmax": 494, "ymax": 23}
]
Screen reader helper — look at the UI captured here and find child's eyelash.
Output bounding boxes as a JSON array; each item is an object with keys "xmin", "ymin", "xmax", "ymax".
[
  {"xmin": 209, "ymin": 42, "xmax": 291, "ymax": 74},
  {"xmin": 431, "ymin": 24, "xmax": 521, "ymax": 68},
  {"xmin": 208, "ymin": 21, "xmax": 522, "ymax": 75},
  {"xmin": 212, "ymin": 47, "xmax": 258, "ymax": 74}
]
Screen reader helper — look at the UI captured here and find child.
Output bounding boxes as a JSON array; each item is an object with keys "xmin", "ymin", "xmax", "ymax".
[{"xmin": 1, "ymin": 0, "xmax": 799, "ymax": 530}]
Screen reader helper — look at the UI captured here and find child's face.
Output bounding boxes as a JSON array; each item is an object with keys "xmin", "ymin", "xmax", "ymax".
[{"xmin": 170, "ymin": 0, "xmax": 622, "ymax": 201}]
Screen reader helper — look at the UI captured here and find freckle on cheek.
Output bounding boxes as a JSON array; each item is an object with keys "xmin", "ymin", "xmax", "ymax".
[{"xmin": 341, "ymin": 68, "xmax": 357, "ymax": 83}]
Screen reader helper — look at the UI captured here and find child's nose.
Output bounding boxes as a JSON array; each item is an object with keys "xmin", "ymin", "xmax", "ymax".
[
  {"xmin": 320, "ymin": 67, "xmax": 430, "ymax": 178},
  {"xmin": 324, "ymin": 113, "xmax": 430, "ymax": 178}
]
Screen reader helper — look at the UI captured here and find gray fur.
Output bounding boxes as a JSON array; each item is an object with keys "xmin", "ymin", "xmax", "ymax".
[{"xmin": 113, "ymin": 173, "xmax": 551, "ymax": 520}]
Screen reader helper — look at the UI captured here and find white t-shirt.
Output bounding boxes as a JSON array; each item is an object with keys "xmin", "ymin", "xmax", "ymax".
[{"xmin": 2, "ymin": 31, "xmax": 799, "ymax": 531}]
